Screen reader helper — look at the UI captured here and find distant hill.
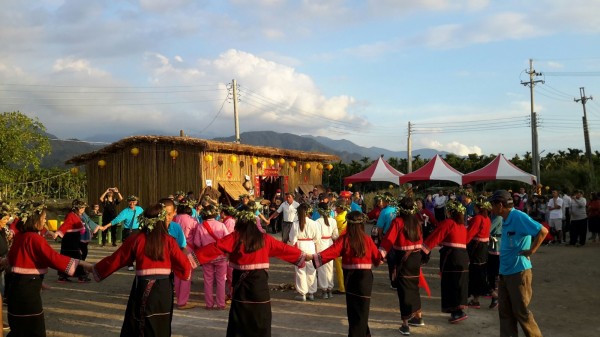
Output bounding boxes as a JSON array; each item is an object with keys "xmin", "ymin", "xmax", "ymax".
[
  {"xmin": 42, "ymin": 134, "xmax": 103, "ymax": 168},
  {"xmin": 43, "ymin": 130, "xmax": 448, "ymax": 168},
  {"xmin": 213, "ymin": 131, "xmax": 447, "ymax": 162},
  {"xmin": 302, "ymin": 135, "xmax": 448, "ymax": 160}
]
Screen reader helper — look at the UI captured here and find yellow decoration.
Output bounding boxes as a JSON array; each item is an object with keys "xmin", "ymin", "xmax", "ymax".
[
  {"xmin": 97, "ymin": 160, "xmax": 106, "ymax": 168},
  {"xmin": 204, "ymin": 154, "xmax": 213, "ymax": 162},
  {"xmin": 252, "ymin": 157, "xmax": 258, "ymax": 165},
  {"xmin": 170, "ymin": 150, "xmax": 179, "ymax": 160},
  {"xmin": 230, "ymin": 155, "xmax": 238, "ymax": 163},
  {"xmin": 268, "ymin": 159, "xmax": 275, "ymax": 166},
  {"xmin": 130, "ymin": 147, "xmax": 140, "ymax": 156},
  {"xmin": 389, "ymin": 184, "xmax": 394, "ymax": 189},
  {"xmin": 290, "ymin": 161, "xmax": 297, "ymax": 168},
  {"xmin": 317, "ymin": 163, "xmax": 323, "ymax": 170},
  {"xmin": 347, "ymin": 183, "xmax": 352, "ymax": 188},
  {"xmin": 326, "ymin": 163, "xmax": 333, "ymax": 171},
  {"xmin": 70, "ymin": 167, "xmax": 79, "ymax": 175},
  {"xmin": 545, "ymin": 186, "xmax": 550, "ymax": 191},
  {"xmin": 305, "ymin": 163, "xmax": 311, "ymax": 170},
  {"xmin": 279, "ymin": 158, "xmax": 286, "ymax": 165}
]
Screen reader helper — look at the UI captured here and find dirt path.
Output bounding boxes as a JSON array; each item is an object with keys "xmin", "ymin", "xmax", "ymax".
[{"xmin": 6, "ymin": 236, "xmax": 599, "ymax": 337}]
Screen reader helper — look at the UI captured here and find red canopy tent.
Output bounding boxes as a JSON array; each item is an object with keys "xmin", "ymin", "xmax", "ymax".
[
  {"xmin": 400, "ymin": 154, "xmax": 463, "ymax": 185},
  {"xmin": 343, "ymin": 156, "xmax": 404, "ymax": 186},
  {"xmin": 462, "ymin": 154, "xmax": 536, "ymax": 185}
]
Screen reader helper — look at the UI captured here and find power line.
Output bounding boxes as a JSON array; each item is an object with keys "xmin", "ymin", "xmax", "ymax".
[
  {"xmin": 0, "ymin": 83, "xmax": 220, "ymax": 88},
  {"xmin": 1, "ymin": 97, "xmax": 225, "ymax": 106},
  {"xmin": 541, "ymin": 83, "xmax": 575, "ymax": 99},
  {"xmin": 544, "ymin": 72, "xmax": 600, "ymax": 77}
]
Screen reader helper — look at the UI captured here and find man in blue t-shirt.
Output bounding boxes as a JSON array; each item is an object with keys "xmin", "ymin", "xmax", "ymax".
[
  {"xmin": 490, "ymin": 190, "xmax": 547, "ymax": 337},
  {"xmin": 375, "ymin": 193, "xmax": 397, "ymax": 288}
]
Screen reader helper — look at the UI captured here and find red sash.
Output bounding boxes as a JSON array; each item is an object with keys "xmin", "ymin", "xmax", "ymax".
[{"xmin": 202, "ymin": 221, "xmax": 220, "ymax": 242}]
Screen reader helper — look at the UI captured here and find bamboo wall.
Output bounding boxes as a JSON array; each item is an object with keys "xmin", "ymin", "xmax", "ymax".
[
  {"xmin": 84, "ymin": 145, "xmax": 327, "ymax": 211},
  {"xmin": 85, "ymin": 143, "xmax": 200, "ymax": 211}
]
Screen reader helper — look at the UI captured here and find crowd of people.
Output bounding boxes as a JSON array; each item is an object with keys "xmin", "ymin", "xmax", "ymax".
[{"xmin": 0, "ymin": 183, "xmax": 598, "ymax": 337}]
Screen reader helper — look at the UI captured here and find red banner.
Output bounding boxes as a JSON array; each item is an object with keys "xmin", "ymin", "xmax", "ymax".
[
  {"xmin": 254, "ymin": 175, "xmax": 261, "ymax": 197},
  {"xmin": 264, "ymin": 168, "xmax": 279, "ymax": 176}
]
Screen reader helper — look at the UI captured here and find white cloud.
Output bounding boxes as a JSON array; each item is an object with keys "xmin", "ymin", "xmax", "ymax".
[
  {"xmin": 52, "ymin": 58, "xmax": 109, "ymax": 77},
  {"xmin": 262, "ymin": 28, "xmax": 285, "ymax": 39},
  {"xmin": 421, "ymin": 12, "xmax": 541, "ymax": 49},
  {"xmin": 421, "ymin": 139, "xmax": 483, "ymax": 156}
]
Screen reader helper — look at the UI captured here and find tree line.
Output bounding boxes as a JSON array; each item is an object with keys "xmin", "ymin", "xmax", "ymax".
[{"xmin": 2, "ymin": 111, "xmax": 598, "ymax": 200}]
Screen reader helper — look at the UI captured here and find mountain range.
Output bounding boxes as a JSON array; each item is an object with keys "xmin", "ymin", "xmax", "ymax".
[{"xmin": 43, "ymin": 130, "xmax": 446, "ymax": 168}]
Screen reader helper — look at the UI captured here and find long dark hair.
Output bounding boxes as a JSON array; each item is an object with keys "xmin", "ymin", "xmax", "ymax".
[
  {"xmin": 142, "ymin": 203, "xmax": 169, "ymax": 261},
  {"xmin": 317, "ymin": 202, "xmax": 330, "ymax": 226},
  {"xmin": 345, "ymin": 211, "xmax": 366, "ymax": 258},
  {"xmin": 234, "ymin": 206, "xmax": 264, "ymax": 253},
  {"xmin": 397, "ymin": 197, "xmax": 421, "ymax": 242},
  {"xmin": 298, "ymin": 203, "xmax": 309, "ymax": 232}
]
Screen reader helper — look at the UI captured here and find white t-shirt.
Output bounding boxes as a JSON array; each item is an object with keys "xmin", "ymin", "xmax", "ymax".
[
  {"xmin": 562, "ymin": 195, "xmax": 571, "ymax": 208},
  {"xmin": 277, "ymin": 200, "xmax": 300, "ymax": 223},
  {"xmin": 433, "ymin": 194, "xmax": 448, "ymax": 208},
  {"xmin": 547, "ymin": 197, "xmax": 563, "ymax": 219}
]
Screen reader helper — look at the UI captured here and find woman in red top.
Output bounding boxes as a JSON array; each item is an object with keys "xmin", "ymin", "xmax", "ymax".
[
  {"xmin": 192, "ymin": 209, "xmax": 307, "ymax": 337},
  {"xmin": 422, "ymin": 200, "xmax": 469, "ymax": 324},
  {"xmin": 466, "ymin": 197, "xmax": 492, "ymax": 309},
  {"xmin": 313, "ymin": 211, "xmax": 383, "ymax": 337},
  {"xmin": 50, "ymin": 199, "xmax": 89, "ymax": 283},
  {"xmin": 379, "ymin": 197, "xmax": 425, "ymax": 336},
  {"xmin": 89, "ymin": 203, "xmax": 192, "ymax": 337},
  {"xmin": 6, "ymin": 201, "xmax": 91, "ymax": 337}
]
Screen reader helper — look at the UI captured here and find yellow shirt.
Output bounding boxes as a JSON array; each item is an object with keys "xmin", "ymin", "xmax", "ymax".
[{"xmin": 335, "ymin": 211, "xmax": 347, "ymax": 235}]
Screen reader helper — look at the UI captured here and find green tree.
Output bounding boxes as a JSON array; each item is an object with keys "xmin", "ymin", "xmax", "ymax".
[{"xmin": 0, "ymin": 111, "xmax": 51, "ymax": 184}]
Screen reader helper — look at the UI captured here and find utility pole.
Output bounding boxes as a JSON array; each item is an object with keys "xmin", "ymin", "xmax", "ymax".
[
  {"xmin": 521, "ymin": 59, "xmax": 544, "ymax": 184},
  {"xmin": 574, "ymin": 87, "xmax": 595, "ymax": 184},
  {"xmin": 232, "ymin": 79, "xmax": 240, "ymax": 143},
  {"xmin": 407, "ymin": 121, "xmax": 413, "ymax": 173}
]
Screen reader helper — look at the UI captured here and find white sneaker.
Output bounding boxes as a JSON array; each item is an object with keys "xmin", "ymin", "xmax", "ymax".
[
  {"xmin": 294, "ymin": 294, "xmax": 306, "ymax": 301},
  {"xmin": 127, "ymin": 266, "xmax": 134, "ymax": 271}
]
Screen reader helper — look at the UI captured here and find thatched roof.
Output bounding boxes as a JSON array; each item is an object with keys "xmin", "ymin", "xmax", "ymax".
[{"xmin": 66, "ymin": 135, "xmax": 340, "ymax": 165}]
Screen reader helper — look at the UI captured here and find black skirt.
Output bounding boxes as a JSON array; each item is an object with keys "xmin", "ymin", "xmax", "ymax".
[
  {"xmin": 59, "ymin": 232, "xmax": 85, "ymax": 278},
  {"xmin": 121, "ymin": 276, "xmax": 173, "ymax": 337},
  {"xmin": 227, "ymin": 269, "xmax": 272, "ymax": 337},
  {"xmin": 439, "ymin": 247, "xmax": 469, "ymax": 313},
  {"xmin": 7, "ymin": 274, "xmax": 46, "ymax": 337},
  {"xmin": 344, "ymin": 269, "xmax": 373, "ymax": 337},
  {"xmin": 394, "ymin": 250, "xmax": 422, "ymax": 319},
  {"xmin": 467, "ymin": 241, "xmax": 489, "ymax": 297}
]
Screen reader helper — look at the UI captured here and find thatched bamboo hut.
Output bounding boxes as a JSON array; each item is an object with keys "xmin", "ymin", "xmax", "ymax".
[{"xmin": 66, "ymin": 135, "xmax": 339, "ymax": 207}]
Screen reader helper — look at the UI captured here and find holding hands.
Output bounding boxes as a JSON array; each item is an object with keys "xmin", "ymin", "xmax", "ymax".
[{"xmin": 79, "ymin": 260, "xmax": 94, "ymax": 274}]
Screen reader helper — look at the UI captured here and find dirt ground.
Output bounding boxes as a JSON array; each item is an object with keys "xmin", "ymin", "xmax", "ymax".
[{"xmin": 5, "ymin": 230, "xmax": 599, "ymax": 337}]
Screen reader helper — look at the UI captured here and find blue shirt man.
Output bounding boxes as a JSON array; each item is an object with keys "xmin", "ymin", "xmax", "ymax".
[
  {"xmin": 490, "ymin": 190, "xmax": 547, "ymax": 337},
  {"xmin": 110, "ymin": 204, "xmax": 144, "ymax": 229},
  {"xmin": 499, "ymin": 208, "xmax": 542, "ymax": 275},
  {"xmin": 376, "ymin": 203, "xmax": 396, "ymax": 235},
  {"xmin": 168, "ymin": 221, "xmax": 187, "ymax": 249}
]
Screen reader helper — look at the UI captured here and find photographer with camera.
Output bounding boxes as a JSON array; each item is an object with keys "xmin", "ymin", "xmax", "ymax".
[{"xmin": 99, "ymin": 187, "xmax": 123, "ymax": 247}]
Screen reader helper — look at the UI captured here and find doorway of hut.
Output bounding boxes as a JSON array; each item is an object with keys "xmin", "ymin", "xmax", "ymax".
[{"xmin": 259, "ymin": 175, "xmax": 284, "ymax": 202}]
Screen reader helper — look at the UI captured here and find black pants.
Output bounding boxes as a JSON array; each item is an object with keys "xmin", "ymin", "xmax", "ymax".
[
  {"xmin": 434, "ymin": 207, "xmax": 446, "ymax": 222},
  {"xmin": 79, "ymin": 242, "xmax": 89, "ymax": 261},
  {"xmin": 569, "ymin": 218, "xmax": 588, "ymax": 246},
  {"xmin": 102, "ymin": 225, "xmax": 118, "ymax": 245}
]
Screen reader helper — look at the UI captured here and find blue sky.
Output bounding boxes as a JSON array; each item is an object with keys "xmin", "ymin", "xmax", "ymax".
[{"xmin": 1, "ymin": 0, "xmax": 600, "ymax": 158}]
